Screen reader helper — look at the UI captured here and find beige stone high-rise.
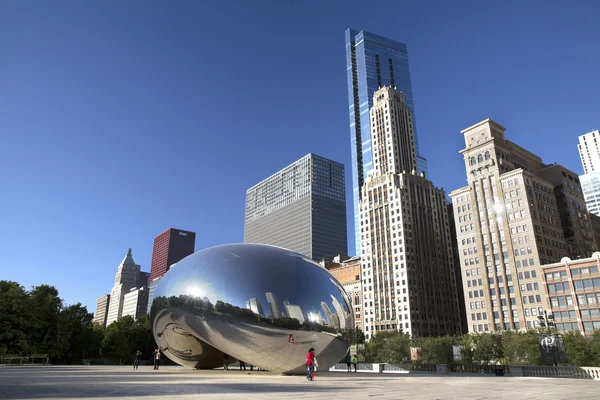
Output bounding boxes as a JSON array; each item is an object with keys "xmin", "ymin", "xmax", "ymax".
[
  {"xmin": 450, "ymin": 119, "xmax": 596, "ymax": 333},
  {"xmin": 359, "ymin": 87, "xmax": 461, "ymax": 339}
]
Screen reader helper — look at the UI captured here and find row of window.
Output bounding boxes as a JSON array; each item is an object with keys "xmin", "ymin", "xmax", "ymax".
[
  {"xmin": 469, "ymin": 152, "xmax": 492, "ymax": 166},
  {"xmin": 550, "ymin": 293, "xmax": 600, "ymax": 307}
]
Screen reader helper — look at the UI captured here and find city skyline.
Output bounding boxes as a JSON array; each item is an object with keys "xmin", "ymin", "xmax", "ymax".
[{"xmin": 1, "ymin": 1, "xmax": 599, "ymax": 313}]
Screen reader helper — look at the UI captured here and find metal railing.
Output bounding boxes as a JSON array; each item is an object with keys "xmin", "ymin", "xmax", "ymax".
[
  {"xmin": 449, "ymin": 364, "xmax": 509, "ymax": 375},
  {"xmin": 0, "ymin": 356, "xmax": 50, "ymax": 365}
]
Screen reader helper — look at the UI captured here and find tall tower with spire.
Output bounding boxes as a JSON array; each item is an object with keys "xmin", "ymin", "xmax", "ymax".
[
  {"xmin": 359, "ymin": 87, "xmax": 461, "ymax": 339},
  {"xmin": 105, "ymin": 249, "xmax": 144, "ymax": 326}
]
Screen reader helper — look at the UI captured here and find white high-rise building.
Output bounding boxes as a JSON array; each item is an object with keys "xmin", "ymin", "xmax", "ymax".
[
  {"xmin": 359, "ymin": 87, "xmax": 461, "ymax": 339},
  {"xmin": 122, "ymin": 286, "xmax": 149, "ymax": 321},
  {"xmin": 578, "ymin": 130, "xmax": 600, "ymax": 217},
  {"xmin": 105, "ymin": 249, "xmax": 144, "ymax": 326},
  {"xmin": 578, "ymin": 131, "xmax": 600, "ymax": 174}
]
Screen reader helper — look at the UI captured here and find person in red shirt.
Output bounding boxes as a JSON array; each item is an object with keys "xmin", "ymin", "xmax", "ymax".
[{"xmin": 305, "ymin": 348, "xmax": 317, "ymax": 381}]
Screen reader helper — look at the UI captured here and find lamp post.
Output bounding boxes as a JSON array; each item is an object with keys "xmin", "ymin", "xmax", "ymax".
[{"xmin": 538, "ymin": 310, "xmax": 557, "ymax": 366}]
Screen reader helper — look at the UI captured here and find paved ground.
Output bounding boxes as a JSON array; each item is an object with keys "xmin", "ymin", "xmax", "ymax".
[{"xmin": 0, "ymin": 365, "xmax": 598, "ymax": 399}]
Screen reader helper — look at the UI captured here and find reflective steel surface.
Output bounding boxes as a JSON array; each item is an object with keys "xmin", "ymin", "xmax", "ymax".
[{"xmin": 150, "ymin": 243, "xmax": 353, "ymax": 374}]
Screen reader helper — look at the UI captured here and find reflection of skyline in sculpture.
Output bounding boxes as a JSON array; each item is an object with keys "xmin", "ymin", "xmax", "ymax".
[
  {"xmin": 266, "ymin": 292, "xmax": 281, "ymax": 319},
  {"xmin": 283, "ymin": 299, "xmax": 305, "ymax": 324},
  {"xmin": 246, "ymin": 298, "xmax": 265, "ymax": 316},
  {"xmin": 307, "ymin": 310, "xmax": 324, "ymax": 324},
  {"xmin": 320, "ymin": 301, "xmax": 339, "ymax": 328},
  {"xmin": 331, "ymin": 295, "xmax": 350, "ymax": 330}
]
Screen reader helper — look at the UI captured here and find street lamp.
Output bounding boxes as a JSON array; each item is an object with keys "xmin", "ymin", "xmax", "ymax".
[{"xmin": 537, "ymin": 310, "xmax": 555, "ymax": 334}]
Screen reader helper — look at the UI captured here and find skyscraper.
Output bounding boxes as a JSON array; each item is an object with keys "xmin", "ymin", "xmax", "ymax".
[
  {"xmin": 244, "ymin": 153, "xmax": 347, "ymax": 261},
  {"xmin": 149, "ymin": 228, "xmax": 196, "ymax": 282},
  {"xmin": 450, "ymin": 119, "xmax": 595, "ymax": 333},
  {"xmin": 359, "ymin": 87, "xmax": 460, "ymax": 338},
  {"xmin": 578, "ymin": 130, "xmax": 600, "ymax": 174},
  {"xmin": 122, "ymin": 286, "xmax": 149, "ymax": 321},
  {"xmin": 345, "ymin": 28, "xmax": 427, "ymax": 254},
  {"xmin": 94, "ymin": 294, "xmax": 110, "ymax": 327},
  {"xmin": 105, "ymin": 249, "xmax": 146, "ymax": 326},
  {"xmin": 265, "ymin": 292, "xmax": 281, "ymax": 319},
  {"xmin": 578, "ymin": 131, "xmax": 600, "ymax": 217}
]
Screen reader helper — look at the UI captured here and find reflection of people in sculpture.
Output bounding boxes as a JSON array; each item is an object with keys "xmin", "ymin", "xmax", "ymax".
[
  {"xmin": 305, "ymin": 348, "xmax": 318, "ymax": 381},
  {"xmin": 288, "ymin": 334, "xmax": 294, "ymax": 344},
  {"xmin": 239, "ymin": 360, "xmax": 246, "ymax": 370}
]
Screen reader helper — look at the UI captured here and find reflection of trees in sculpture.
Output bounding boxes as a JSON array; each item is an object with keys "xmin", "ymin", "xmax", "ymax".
[{"xmin": 151, "ymin": 294, "xmax": 349, "ymax": 336}]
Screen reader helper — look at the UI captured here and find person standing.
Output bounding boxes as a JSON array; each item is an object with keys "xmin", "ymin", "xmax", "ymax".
[
  {"xmin": 239, "ymin": 360, "xmax": 246, "ymax": 371},
  {"xmin": 133, "ymin": 351, "xmax": 141, "ymax": 370},
  {"xmin": 346, "ymin": 353, "xmax": 352, "ymax": 372},
  {"xmin": 351, "ymin": 354, "xmax": 358, "ymax": 372},
  {"xmin": 305, "ymin": 348, "xmax": 317, "ymax": 381},
  {"xmin": 153, "ymin": 349, "xmax": 161, "ymax": 370}
]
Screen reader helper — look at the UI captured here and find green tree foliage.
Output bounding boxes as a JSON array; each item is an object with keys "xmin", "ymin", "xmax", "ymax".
[
  {"xmin": 501, "ymin": 331, "xmax": 541, "ymax": 365},
  {"xmin": 418, "ymin": 336, "xmax": 455, "ymax": 364},
  {"xmin": 0, "ymin": 280, "xmax": 157, "ymax": 364},
  {"xmin": 364, "ymin": 331, "xmax": 410, "ymax": 363},
  {"xmin": 0, "ymin": 281, "xmax": 32, "ymax": 355},
  {"xmin": 562, "ymin": 331, "xmax": 593, "ymax": 366}
]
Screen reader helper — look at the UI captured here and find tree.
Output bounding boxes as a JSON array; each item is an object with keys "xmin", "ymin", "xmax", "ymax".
[
  {"xmin": 589, "ymin": 330, "xmax": 600, "ymax": 367},
  {"xmin": 29, "ymin": 285, "xmax": 63, "ymax": 357},
  {"xmin": 364, "ymin": 331, "xmax": 410, "ymax": 363},
  {"xmin": 501, "ymin": 331, "xmax": 541, "ymax": 365},
  {"xmin": 471, "ymin": 333, "xmax": 503, "ymax": 364},
  {"xmin": 563, "ymin": 331, "xmax": 593, "ymax": 366},
  {"xmin": 0, "ymin": 281, "xmax": 33, "ymax": 355},
  {"xmin": 419, "ymin": 336, "xmax": 454, "ymax": 364},
  {"xmin": 101, "ymin": 329, "xmax": 130, "ymax": 364},
  {"xmin": 54, "ymin": 304, "xmax": 95, "ymax": 363}
]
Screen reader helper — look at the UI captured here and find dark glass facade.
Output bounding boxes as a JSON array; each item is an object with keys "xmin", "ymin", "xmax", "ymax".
[
  {"xmin": 345, "ymin": 28, "xmax": 428, "ymax": 254},
  {"xmin": 149, "ymin": 228, "xmax": 196, "ymax": 281},
  {"xmin": 244, "ymin": 154, "xmax": 347, "ymax": 261}
]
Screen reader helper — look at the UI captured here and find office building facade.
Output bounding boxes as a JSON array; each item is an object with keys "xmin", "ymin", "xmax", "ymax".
[
  {"xmin": 326, "ymin": 256, "xmax": 363, "ymax": 331},
  {"xmin": 105, "ymin": 249, "xmax": 145, "ymax": 326},
  {"xmin": 244, "ymin": 153, "xmax": 347, "ymax": 261},
  {"xmin": 94, "ymin": 294, "xmax": 110, "ymax": 327},
  {"xmin": 578, "ymin": 130, "xmax": 600, "ymax": 174},
  {"xmin": 149, "ymin": 228, "xmax": 196, "ymax": 282},
  {"xmin": 122, "ymin": 286, "xmax": 149, "ymax": 321},
  {"xmin": 345, "ymin": 28, "xmax": 427, "ymax": 253},
  {"xmin": 449, "ymin": 119, "xmax": 595, "ymax": 334},
  {"xmin": 578, "ymin": 131, "xmax": 600, "ymax": 218},
  {"xmin": 542, "ymin": 254, "xmax": 600, "ymax": 335},
  {"xmin": 359, "ymin": 87, "xmax": 461, "ymax": 338}
]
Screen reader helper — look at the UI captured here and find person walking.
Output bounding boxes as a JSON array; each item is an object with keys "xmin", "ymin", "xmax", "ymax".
[
  {"xmin": 351, "ymin": 354, "xmax": 358, "ymax": 372},
  {"xmin": 222, "ymin": 353, "xmax": 229, "ymax": 371},
  {"xmin": 153, "ymin": 349, "xmax": 161, "ymax": 370},
  {"xmin": 133, "ymin": 351, "xmax": 142, "ymax": 370},
  {"xmin": 305, "ymin": 348, "xmax": 318, "ymax": 381},
  {"xmin": 346, "ymin": 353, "xmax": 352, "ymax": 372},
  {"xmin": 239, "ymin": 360, "xmax": 246, "ymax": 371}
]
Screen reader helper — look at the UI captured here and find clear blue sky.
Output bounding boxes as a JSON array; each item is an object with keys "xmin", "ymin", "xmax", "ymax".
[{"xmin": 1, "ymin": 0, "xmax": 599, "ymax": 312}]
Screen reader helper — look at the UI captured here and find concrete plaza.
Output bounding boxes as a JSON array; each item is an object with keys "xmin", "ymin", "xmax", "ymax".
[{"xmin": 0, "ymin": 365, "xmax": 598, "ymax": 399}]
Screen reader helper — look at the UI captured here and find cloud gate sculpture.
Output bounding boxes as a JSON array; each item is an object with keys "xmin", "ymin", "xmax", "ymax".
[{"xmin": 150, "ymin": 243, "xmax": 353, "ymax": 374}]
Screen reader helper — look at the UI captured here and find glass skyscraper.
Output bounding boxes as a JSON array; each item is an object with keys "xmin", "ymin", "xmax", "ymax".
[{"xmin": 345, "ymin": 28, "xmax": 427, "ymax": 253}]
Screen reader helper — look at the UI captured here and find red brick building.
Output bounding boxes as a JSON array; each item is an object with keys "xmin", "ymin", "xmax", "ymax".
[{"xmin": 542, "ymin": 253, "xmax": 600, "ymax": 335}]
